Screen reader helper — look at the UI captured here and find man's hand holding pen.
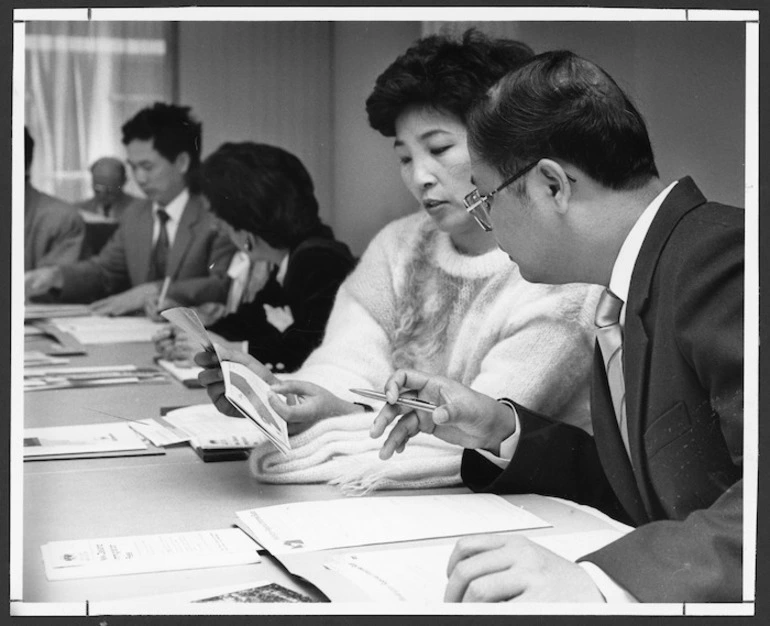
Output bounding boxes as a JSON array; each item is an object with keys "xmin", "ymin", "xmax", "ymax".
[{"xmin": 369, "ymin": 369, "xmax": 517, "ymax": 460}]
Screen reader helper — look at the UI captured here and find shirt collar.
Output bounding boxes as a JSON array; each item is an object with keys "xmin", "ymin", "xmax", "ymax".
[
  {"xmin": 608, "ymin": 180, "xmax": 678, "ymax": 307},
  {"xmin": 275, "ymin": 252, "xmax": 290, "ymax": 286},
  {"xmin": 154, "ymin": 188, "xmax": 189, "ymax": 222}
]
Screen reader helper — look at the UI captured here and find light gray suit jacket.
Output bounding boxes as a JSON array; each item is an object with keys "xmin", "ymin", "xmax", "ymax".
[
  {"xmin": 59, "ymin": 193, "xmax": 236, "ymax": 305},
  {"xmin": 25, "ymin": 184, "xmax": 85, "ymax": 271}
]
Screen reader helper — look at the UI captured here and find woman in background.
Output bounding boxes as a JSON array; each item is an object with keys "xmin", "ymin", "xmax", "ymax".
[
  {"xmin": 153, "ymin": 142, "xmax": 354, "ymax": 373},
  {"xmin": 197, "ymin": 31, "xmax": 602, "ymax": 492}
]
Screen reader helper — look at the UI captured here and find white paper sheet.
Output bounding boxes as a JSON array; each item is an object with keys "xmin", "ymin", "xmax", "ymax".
[
  {"xmin": 321, "ymin": 529, "xmax": 630, "ymax": 603},
  {"xmin": 128, "ymin": 418, "xmax": 191, "ymax": 447},
  {"xmin": 162, "ymin": 404, "xmax": 266, "ymax": 449},
  {"xmin": 236, "ymin": 494, "xmax": 550, "ymax": 555},
  {"xmin": 23, "ymin": 423, "xmax": 148, "ymax": 458},
  {"xmin": 41, "ymin": 528, "xmax": 261, "ymax": 581},
  {"xmin": 50, "ymin": 315, "xmax": 165, "ymax": 344}
]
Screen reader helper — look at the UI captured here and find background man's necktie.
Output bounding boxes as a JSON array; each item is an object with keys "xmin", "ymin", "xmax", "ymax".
[
  {"xmin": 595, "ymin": 288, "xmax": 630, "ymax": 458},
  {"xmin": 148, "ymin": 209, "xmax": 170, "ymax": 281}
]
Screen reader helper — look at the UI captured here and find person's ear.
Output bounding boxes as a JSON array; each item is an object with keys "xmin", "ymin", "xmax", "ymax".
[
  {"xmin": 536, "ymin": 159, "xmax": 573, "ymax": 214},
  {"xmin": 174, "ymin": 152, "xmax": 191, "ymax": 175}
]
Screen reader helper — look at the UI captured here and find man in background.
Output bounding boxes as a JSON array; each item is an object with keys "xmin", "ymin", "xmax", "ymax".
[
  {"xmin": 24, "ymin": 127, "xmax": 85, "ymax": 271},
  {"xmin": 76, "ymin": 156, "xmax": 141, "ymax": 222},
  {"xmin": 25, "ymin": 102, "xmax": 236, "ymax": 315}
]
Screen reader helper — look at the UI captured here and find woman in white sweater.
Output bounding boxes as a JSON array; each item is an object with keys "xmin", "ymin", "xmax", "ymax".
[{"xmin": 197, "ymin": 31, "xmax": 602, "ymax": 487}]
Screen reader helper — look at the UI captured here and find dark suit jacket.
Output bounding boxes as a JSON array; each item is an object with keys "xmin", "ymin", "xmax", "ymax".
[
  {"xmin": 58, "ymin": 193, "xmax": 236, "ymax": 305},
  {"xmin": 462, "ymin": 177, "xmax": 743, "ymax": 602},
  {"xmin": 25, "ymin": 184, "xmax": 85, "ymax": 271},
  {"xmin": 211, "ymin": 228, "xmax": 355, "ymax": 372}
]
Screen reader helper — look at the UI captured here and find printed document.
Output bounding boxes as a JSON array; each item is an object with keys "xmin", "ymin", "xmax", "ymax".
[
  {"xmin": 41, "ymin": 528, "xmax": 261, "ymax": 581},
  {"xmin": 50, "ymin": 315, "xmax": 164, "ymax": 344},
  {"xmin": 162, "ymin": 403, "xmax": 266, "ymax": 450},
  {"xmin": 236, "ymin": 493, "xmax": 550, "ymax": 555},
  {"xmin": 24, "ymin": 423, "xmax": 148, "ymax": 458}
]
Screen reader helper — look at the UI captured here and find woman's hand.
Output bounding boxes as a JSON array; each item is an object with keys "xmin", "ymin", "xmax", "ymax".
[
  {"xmin": 195, "ymin": 346, "xmax": 278, "ymax": 417},
  {"xmin": 267, "ymin": 380, "xmax": 360, "ymax": 431},
  {"xmin": 145, "ymin": 296, "xmax": 182, "ymax": 322},
  {"xmin": 152, "ymin": 327, "xmax": 197, "ymax": 363}
]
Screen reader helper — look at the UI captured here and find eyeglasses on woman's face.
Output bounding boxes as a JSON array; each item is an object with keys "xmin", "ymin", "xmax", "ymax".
[{"xmin": 464, "ymin": 161, "xmax": 576, "ymax": 232}]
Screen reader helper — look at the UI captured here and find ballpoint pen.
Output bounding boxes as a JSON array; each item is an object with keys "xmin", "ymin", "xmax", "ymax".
[{"xmin": 350, "ymin": 388, "xmax": 437, "ymax": 412}]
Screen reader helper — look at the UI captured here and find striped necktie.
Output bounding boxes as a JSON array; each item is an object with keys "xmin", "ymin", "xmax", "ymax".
[{"xmin": 595, "ymin": 288, "xmax": 630, "ymax": 458}]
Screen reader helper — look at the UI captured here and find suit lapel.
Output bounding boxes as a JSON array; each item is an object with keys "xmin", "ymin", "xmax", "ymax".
[
  {"xmin": 623, "ymin": 176, "xmax": 708, "ymax": 516},
  {"xmin": 132, "ymin": 201, "xmax": 154, "ymax": 284},
  {"xmin": 166, "ymin": 195, "xmax": 201, "ymax": 279}
]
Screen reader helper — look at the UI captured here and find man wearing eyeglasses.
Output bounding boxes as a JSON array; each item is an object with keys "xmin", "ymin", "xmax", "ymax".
[
  {"xmin": 371, "ymin": 50, "xmax": 743, "ymax": 603},
  {"xmin": 77, "ymin": 156, "xmax": 142, "ymax": 222}
]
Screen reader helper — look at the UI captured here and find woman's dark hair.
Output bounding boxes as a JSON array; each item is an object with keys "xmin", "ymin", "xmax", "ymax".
[
  {"xmin": 366, "ymin": 29, "xmax": 534, "ymax": 137},
  {"xmin": 468, "ymin": 50, "xmax": 659, "ymax": 191},
  {"xmin": 200, "ymin": 142, "xmax": 321, "ymax": 250}
]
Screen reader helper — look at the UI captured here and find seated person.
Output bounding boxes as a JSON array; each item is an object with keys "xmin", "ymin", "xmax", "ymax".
[
  {"xmin": 24, "ymin": 102, "xmax": 236, "ymax": 315},
  {"xmin": 152, "ymin": 141, "xmax": 355, "ymax": 373},
  {"xmin": 24, "ymin": 127, "xmax": 85, "ymax": 271},
  {"xmin": 76, "ymin": 156, "xmax": 142, "ymax": 221},
  {"xmin": 197, "ymin": 32, "xmax": 603, "ymax": 455},
  {"xmin": 370, "ymin": 51, "xmax": 743, "ymax": 603}
]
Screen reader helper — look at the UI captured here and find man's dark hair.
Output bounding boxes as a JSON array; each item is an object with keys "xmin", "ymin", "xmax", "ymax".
[
  {"xmin": 24, "ymin": 126, "xmax": 34, "ymax": 171},
  {"xmin": 200, "ymin": 142, "xmax": 321, "ymax": 250},
  {"xmin": 366, "ymin": 29, "xmax": 534, "ymax": 137},
  {"xmin": 468, "ymin": 50, "xmax": 659, "ymax": 191},
  {"xmin": 121, "ymin": 102, "xmax": 202, "ymax": 188}
]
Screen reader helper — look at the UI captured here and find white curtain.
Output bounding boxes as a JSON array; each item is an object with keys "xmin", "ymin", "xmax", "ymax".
[{"xmin": 25, "ymin": 21, "xmax": 174, "ymax": 202}]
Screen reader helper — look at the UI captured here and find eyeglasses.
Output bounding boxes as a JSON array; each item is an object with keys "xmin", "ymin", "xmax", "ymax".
[{"xmin": 463, "ymin": 160, "xmax": 539, "ymax": 232}]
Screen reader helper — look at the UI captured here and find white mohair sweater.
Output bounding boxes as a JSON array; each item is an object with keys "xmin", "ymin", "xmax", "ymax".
[{"xmin": 250, "ymin": 211, "xmax": 602, "ymax": 494}]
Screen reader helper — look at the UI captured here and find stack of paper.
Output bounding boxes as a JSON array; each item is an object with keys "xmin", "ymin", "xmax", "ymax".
[
  {"xmin": 41, "ymin": 528, "xmax": 261, "ymax": 581},
  {"xmin": 24, "ymin": 303, "xmax": 93, "ymax": 321},
  {"xmin": 24, "ymin": 350, "xmax": 70, "ymax": 367},
  {"xmin": 161, "ymin": 404, "xmax": 267, "ymax": 462},
  {"xmin": 24, "ymin": 364, "xmax": 167, "ymax": 391},
  {"xmin": 23, "ymin": 422, "xmax": 160, "ymax": 461},
  {"xmin": 50, "ymin": 315, "xmax": 165, "ymax": 345}
]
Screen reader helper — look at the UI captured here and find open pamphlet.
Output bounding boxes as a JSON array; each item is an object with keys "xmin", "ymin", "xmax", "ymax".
[
  {"xmin": 161, "ymin": 403, "xmax": 267, "ymax": 462},
  {"xmin": 161, "ymin": 307, "xmax": 290, "ymax": 455},
  {"xmin": 23, "ymin": 422, "xmax": 162, "ymax": 460},
  {"xmin": 235, "ymin": 493, "xmax": 550, "ymax": 555},
  {"xmin": 41, "ymin": 528, "xmax": 261, "ymax": 581}
]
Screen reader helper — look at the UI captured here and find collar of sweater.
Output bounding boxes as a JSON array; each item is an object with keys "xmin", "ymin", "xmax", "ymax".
[{"xmin": 429, "ymin": 221, "xmax": 515, "ymax": 280}]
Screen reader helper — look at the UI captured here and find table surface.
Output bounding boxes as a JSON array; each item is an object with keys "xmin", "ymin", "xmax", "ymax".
[{"xmin": 18, "ymin": 336, "xmax": 620, "ymax": 609}]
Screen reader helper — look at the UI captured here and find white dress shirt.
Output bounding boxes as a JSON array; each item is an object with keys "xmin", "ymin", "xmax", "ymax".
[
  {"xmin": 152, "ymin": 188, "xmax": 189, "ymax": 248},
  {"xmin": 477, "ymin": 181, "xmax": 678, "ymax": 602}
]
